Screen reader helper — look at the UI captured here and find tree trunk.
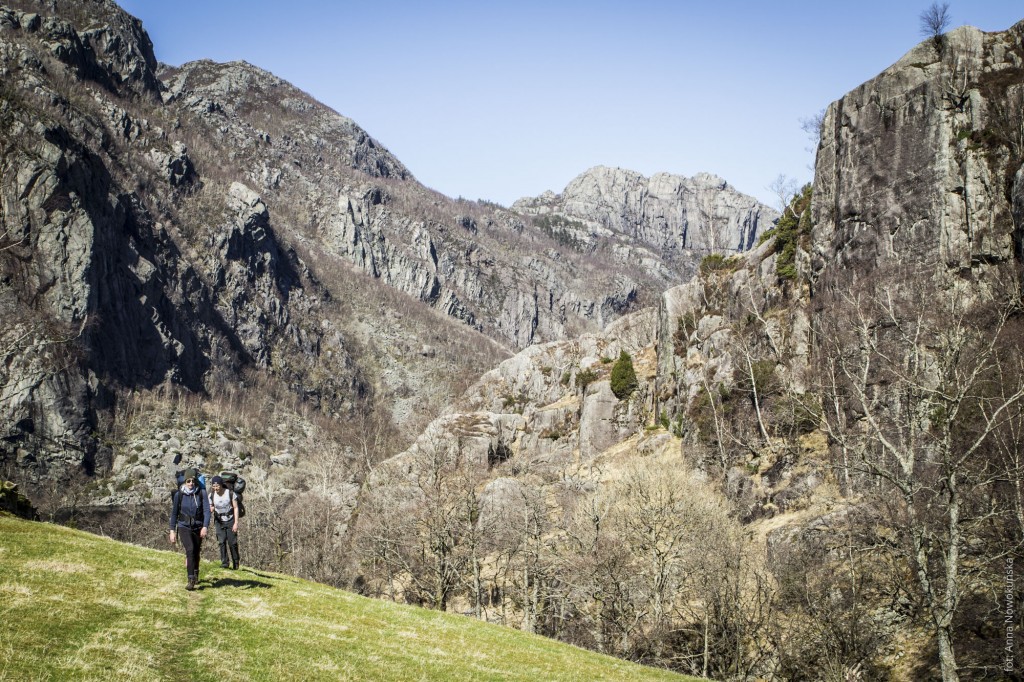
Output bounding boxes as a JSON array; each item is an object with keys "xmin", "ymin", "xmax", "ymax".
[
  {"xmin": 936, "ymin": 625, "xmax": 960, "ymax": 682},
  {"xmin": 702, "ymin": 608, "xmax": 710, "ymax": 678},
  {"xmin": 472, "ymin": 552, "xmax": 483, "ymax": 619}
]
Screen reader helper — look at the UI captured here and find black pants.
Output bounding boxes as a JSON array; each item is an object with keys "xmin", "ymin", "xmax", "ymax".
[
  {"xmin": 215, "ymin": 517, "xmax": 239, "ymax": 568},
  {"xmin": 176, "ymin": 526, "xmax": 203, "ymax": 579}
]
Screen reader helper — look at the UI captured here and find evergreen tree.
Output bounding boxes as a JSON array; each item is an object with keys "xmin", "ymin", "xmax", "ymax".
[{"xmin": 610, "ymin": 351, "xmax": 638, "ymax": 400}]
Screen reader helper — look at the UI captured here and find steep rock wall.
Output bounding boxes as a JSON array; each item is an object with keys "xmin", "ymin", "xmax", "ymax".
[
  {"xmin": 812, "ymin": 23, "xmax": 1024, "ymax": 295},
  {"xmin": 514, "ymin": 166, "xmax": 777, "ymax": 261}
]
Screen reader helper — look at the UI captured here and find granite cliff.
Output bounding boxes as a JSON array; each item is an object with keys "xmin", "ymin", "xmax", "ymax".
[
  {"xmin": 0, "ymin": 0, "xmax": 771, "ymax": 489},
  {"xmin": 515, "ymin": 166, "xmax": 773, "ymax": 261},
  {"xmin": 355, "ymin": 19, "xmax": 1024, "ymax": 680}
]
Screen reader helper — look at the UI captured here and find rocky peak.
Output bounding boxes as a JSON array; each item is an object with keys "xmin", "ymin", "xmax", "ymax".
[
  {"xmin": 514, "ymin": 165, "xmax": 778, "ymax": 256},
  {"xmin": 160, "ymin": 59, "xmax": 411, "ymax": 181},
  {"xmin": 0, "ymin": 0, "xmax": 160, "ymax": 98}
]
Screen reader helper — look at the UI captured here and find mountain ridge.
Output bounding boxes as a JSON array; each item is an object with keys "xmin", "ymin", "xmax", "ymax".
[
  {"xmin": 0, "ymin": 0, "xmax": 774, "ymax": 486},
  {"xmin": 5, "ymin": 1, "xmax": 1021, "ymax": 678}
]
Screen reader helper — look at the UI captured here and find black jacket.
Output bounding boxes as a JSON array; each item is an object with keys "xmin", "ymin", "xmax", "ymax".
[{"xmin": 169, "ymin": 485, "xmax": 210, "ymax": 530}]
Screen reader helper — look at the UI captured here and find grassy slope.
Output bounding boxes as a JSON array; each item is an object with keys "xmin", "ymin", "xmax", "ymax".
[{"xmin": 0, "ymin": 515, "xmax": 696, "ymax": 682}]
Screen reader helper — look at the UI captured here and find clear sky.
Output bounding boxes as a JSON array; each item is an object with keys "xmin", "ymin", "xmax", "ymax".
[{"xmin": 116, "ymin": 1, "xmax": 1023, "ymax": 209}]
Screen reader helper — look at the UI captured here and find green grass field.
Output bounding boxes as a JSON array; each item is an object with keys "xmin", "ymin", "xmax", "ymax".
[{"xmin": 0, "ymin": 514, "xmax": 698, "ymax": 681}]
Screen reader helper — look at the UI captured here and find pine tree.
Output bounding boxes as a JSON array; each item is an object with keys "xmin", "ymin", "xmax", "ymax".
[{"xmin": 610, "ymin": 350, "xmax": 638, "ymax": 400}]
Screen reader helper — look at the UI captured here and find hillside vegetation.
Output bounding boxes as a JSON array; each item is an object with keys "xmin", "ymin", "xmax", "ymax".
[{"xmin": 0, "ymin": 514, "xmax": 694, "ymax": 682}]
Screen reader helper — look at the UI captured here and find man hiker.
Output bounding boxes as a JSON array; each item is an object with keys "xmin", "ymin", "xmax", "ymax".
[{"xmin": 209, "ymin": 475, "xmax": 241, "ymax": 570}]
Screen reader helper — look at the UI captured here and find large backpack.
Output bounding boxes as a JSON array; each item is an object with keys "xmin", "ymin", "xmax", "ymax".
[{"xmin": 220, "ymin": 471, "xmax": 246, "ymax": 518}]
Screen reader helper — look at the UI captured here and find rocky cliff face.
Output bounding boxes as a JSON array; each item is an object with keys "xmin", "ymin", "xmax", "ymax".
[
  {"xmin": 355, "ymin": 20, "xmax": 1024, "ymax": 677},
  {"xmin": 0, "ymin": 0, "xmax": 774, "ymax": 487},
  {"xmin": 362, "ymin": 308, "xmax": 660, "ymax": 526},
  {"xmin": 156, "ymin": 58, "xmax": 770, "ymax": 351},
  {"xmin": 514, "ymin": 166, "xmax": 777, "ymax": 275},
  {"xmin": 813, "ymin": 23, "xmax": 1024, "ymax": 295},
  {"xmin": 646, "ymin": 23, "xmax": 1024, "ymax": 526},
  {"xmin": 0, "ymin": 0, "xmax": 501, "ymax": 483}
]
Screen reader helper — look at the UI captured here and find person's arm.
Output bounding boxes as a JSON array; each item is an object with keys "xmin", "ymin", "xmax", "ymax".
[
  {"xmin": 168, "ymin": 492, "xmax": 179, "ymax": 544},
  {"xmin": 231, "ymin": 491, "xmax": 239, "ymax": 533},
  {"xmin": 199, "ymin": 490, "xmax": 209, "ymax": 538}
]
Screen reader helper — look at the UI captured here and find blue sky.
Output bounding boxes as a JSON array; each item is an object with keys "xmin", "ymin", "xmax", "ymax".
[{"xmin": 117, "ymin": 1, "xmax": 1023, "ymax": 208}]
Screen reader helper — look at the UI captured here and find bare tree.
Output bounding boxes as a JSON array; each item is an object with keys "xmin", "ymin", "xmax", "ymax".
[
  {"xmin": 820, "ymin": 269, "xmax": 1024, "ymax": 682},
  {"xmin": 920, "ymin": 2, "xmax": 952, "ymax": 53},
  {"xmin": 482, "ymin": 480, "xmax": 553, "ymax": 633},
  {"xmin": 767, "ymin": 175, "xmax": 800, "ymax": 216},
  {"xmin": 351, "ymin": 463, "xmax": 416, "ymax": 602},
  {"xmin": 769, "ymin": 506, "xmax": 887, "ymax": 680},
  {"xmin": 800, "ymin": 109, "xmax": 826, "ymax": 154}
]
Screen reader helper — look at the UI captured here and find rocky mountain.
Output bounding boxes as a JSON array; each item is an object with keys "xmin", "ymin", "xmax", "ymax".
[
  {"xmin": 514, "ymin": 166, "xmax": 773, "ymax": 261},
  {"xmin": 352, "ymin": 20, "xmax": 1024, "ymax": 680},
  {"xmin": 0, "ymin": 0, "xmax": 772, "ymax": 489},
  {"xmin": 5, "ymin": 0, "xmax": 1020, "ymax": 678}
]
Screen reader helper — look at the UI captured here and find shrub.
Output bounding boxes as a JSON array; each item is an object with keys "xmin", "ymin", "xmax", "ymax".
[
  {"xmin": 576, "ymin": 368, "xmax": 599, "ymax": 391},
  {"xmin": 735, "ymin": 359, "xmax": 778, "ymax": 398},
  {"xmin": 699, "ymin": 253, "xmax": 732, "ymax": 276},
  {"xmin": 772, "ymin": 184, "xmax": 813, "ymax": 282},
  {"xmin": 687, "ymin": 388, "xmax": 716, "ymax": 443},
  {"xmin": 771, "ymin": 395, "xmax": 822, "ymax": 436},
  {"xmin": 610, "ymin": 351, "xmax": 638, "ymax": 400},
  {"xmin": 673, "ymin": 313, "xmax": 697, "ymax": 356}
]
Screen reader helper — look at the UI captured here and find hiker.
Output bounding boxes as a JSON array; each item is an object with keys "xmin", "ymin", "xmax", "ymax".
[
  {"xmin": 168, "ymin": 468, "xmax": 209, "ymax": 590},
  {"xmin": 208, "ymin": 475, "xmax": 241, "ymax": 570}
]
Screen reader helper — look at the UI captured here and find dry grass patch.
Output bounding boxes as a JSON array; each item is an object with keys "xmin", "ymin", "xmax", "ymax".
[{"xmin": 0, "ymin": 514, "xmax": 697, "ymax": 682}]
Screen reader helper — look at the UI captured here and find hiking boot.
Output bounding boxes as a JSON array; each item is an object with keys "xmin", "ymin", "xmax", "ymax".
[
  {"xmin": 186, "ymin": 578, "xmax": 195, "ymax": 591},
  {"xmin": 231, "ymin": 563, "xmax": 238, "ymax": 570},
  {"xmin": 220, "ymin": 562, "xmax": 230, "ymax": 569}
]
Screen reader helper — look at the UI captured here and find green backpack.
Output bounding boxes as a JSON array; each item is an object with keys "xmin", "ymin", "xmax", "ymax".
[{"xmin": 219, "ymin": 471, "xmax": 247, "ymax": 518}]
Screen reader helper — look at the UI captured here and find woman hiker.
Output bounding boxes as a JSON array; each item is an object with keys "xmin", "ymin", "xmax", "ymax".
[
  {"xmin": 208, "ymin": 475, "xmax": 241, "ymax": 570},
  {"xmin": 168, "ymin": 468, "xmax": 209, "ymax": 590}
]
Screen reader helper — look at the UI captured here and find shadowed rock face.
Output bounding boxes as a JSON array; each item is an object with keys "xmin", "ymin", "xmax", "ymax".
[{"xmin": 0, "ymin": 0, "xmax": 774, "ymax": 483}]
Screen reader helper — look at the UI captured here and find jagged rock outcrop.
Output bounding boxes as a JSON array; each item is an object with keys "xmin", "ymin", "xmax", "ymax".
[
  {"xmin": 514, "ymin": 166, "xmax": 777, "ymax": 267},
  {"xmin": 159, "ymin": 59, "xmax": 696, "ymax": 350},
  {"xmin": 3, "ymin": 0, "xmax": 758, "ymax": 486},
  {"xmin": 160, "ymin": 59, "xmax": 412, "ymax": 181},
  {"xmin": 0, "ymin": 1, "xmax": 423, "ymax": 482},
  {"xmin": 0, "ymin": 0, "xmax": 161, "ymax": 99},
  {"xmin": 369, "ymin": 309, "xmax": 658, "ymax": 494}
]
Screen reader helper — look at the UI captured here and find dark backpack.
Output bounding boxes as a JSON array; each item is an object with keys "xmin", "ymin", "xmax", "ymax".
[{"xmin": 220, "ymin": 471, "xmax": 246, "ymax": 518}]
